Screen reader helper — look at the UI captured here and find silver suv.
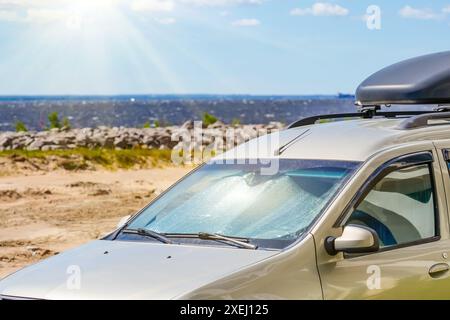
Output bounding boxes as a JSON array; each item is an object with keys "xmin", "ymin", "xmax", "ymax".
[{"xmin": 1, "ymin": 51, "xmax": 450, "ymax": 300}]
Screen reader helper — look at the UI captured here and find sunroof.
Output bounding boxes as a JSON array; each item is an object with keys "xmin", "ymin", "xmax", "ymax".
[{"xmin": 356, "ymin": 51, "xmax": 450, "ymax": 106}]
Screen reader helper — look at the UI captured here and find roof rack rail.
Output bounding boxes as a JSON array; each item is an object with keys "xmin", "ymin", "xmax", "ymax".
[
  {"xmin": 287, "ymin": 110, "xmax": 435, "ymax": 129},
  {"xmin": 397, "ymin": 112, "xmax": 450, "ymax": 129}
]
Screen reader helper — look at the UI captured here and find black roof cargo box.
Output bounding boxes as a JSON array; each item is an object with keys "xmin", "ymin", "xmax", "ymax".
[{"xmin": 356, "ymin": 51, "xmax": 450, "ymax": 106}]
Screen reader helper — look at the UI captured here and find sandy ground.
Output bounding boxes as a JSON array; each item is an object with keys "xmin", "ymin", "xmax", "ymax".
[{"xmin": 0, "ymin": 166, "xmax": 192, "ymax": 278}]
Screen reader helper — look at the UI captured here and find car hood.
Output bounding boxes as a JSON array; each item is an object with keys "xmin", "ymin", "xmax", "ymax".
[{"xmin": 0, "ymin": 240, "xmax": 276, "ymax": 300}]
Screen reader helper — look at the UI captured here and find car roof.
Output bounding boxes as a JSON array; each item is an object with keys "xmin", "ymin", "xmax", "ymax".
[{"xmin": 218, "ymin": 118, "xmax": 450, "ymax": 162}]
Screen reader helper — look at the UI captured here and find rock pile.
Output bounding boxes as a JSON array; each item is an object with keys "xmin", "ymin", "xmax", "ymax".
[{"xmin": 0, "ymin": 122, "xmax": 284, "ymax": 151}]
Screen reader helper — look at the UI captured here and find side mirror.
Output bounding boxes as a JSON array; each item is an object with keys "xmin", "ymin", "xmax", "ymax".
[
  {"xmin": 117, "ymin": 215, "xmax": 131, "ymax": 229},
  {"xmin": 325, "ymin": 224, "xmax": 379, "ymax": 256}
]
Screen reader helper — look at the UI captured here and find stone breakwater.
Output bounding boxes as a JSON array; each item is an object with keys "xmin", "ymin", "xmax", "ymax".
[{"xmin": 0, "ymin": 121, "xmax": 284, "ymax": 152}]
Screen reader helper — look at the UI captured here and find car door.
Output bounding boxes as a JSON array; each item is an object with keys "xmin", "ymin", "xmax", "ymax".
[
  {"xmin": 434, "ymin": 140, "xmax": 450, "ymax": 220},
  {"xmin": 313, "ymin": 147, "xmax": 450, "ymax": 299}
]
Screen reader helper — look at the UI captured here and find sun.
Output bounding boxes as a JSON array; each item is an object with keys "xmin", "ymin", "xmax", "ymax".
[
  {"xmin": 63, "ymin": 0, "xmax": 121, "ymax": 30},
  {"xmin": 68, "ymin": 0, "xmax": 120, "ymax": 11}
]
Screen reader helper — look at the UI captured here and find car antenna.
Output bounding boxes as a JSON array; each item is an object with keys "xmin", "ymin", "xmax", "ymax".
[{"xmin": 275, "ymin": 129, "xmax": 311, "ymax": 156}]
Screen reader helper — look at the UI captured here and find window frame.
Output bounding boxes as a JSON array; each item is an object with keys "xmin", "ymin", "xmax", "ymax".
[{"xmin": 336, "ymin": 151, "xmax": 441, "ymax": 255}]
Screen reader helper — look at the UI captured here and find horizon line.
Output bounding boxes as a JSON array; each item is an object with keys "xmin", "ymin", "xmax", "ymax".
[{"xmin": 0, "ymin": 93, "xmax": 355, "ymax": 98}]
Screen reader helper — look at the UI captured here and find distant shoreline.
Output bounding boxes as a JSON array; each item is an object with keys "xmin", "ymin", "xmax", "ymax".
[
  {"xmin": 0, "ymin": 94, "xmax": 355, "ymax": 102},
  {"xmin": 0, "ymin": 96, "xmax": 357, "ymax": 131}
]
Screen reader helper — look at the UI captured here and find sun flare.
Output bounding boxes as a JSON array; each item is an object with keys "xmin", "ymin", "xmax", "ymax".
[{"xmin": 60, "ymin": 0, "xmax": 121, "ymax": 30}]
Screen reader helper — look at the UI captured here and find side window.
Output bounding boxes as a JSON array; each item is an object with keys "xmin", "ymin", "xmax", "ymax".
[{"xmin": 346, "ymin": 164, "xmax": 437, "ymax": 249}]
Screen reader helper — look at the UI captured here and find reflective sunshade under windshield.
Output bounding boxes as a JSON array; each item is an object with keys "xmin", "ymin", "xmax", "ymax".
[{"xmin": 126, "ymin": 159, "xmax": 360, "ymax": 248}]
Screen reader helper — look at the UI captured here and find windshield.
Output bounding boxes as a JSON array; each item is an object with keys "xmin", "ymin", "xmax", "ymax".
[{"xmin": 126, "ymin": 159, "xmax": 360, "ymax": 247}]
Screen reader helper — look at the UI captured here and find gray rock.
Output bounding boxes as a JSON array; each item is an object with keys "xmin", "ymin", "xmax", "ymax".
[
  {"xmin": 181, "ymin": 120, "xmax": 194, "ymax": 130},
  {"xmin": 114, "ymin": 137, "xmax": 128, "ymax": 149},
  {"xmin": 103, "ymin": 136, "xmax": 115, "ymax": 149},
  {"xmin": 0, "ymin": 135, "xmax": 12, "ymax": 148},
  {"xmin": 27, "ymin": 140, "xmax": 45, "ymax": 151},
  {"xmin": 207, "ymin": 120, "xmax": 225, "ymax": 129}
]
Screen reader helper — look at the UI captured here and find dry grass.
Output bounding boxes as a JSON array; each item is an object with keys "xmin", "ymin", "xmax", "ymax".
[{"xmin": 0, "ymin": 148, "xmax": 174, "ymax": 171}]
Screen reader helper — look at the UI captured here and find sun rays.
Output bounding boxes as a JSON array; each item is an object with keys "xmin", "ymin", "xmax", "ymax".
[
  {"xmin": 0, "ymin": 0, "xmax": 191, "ymax": 94},
  {"xmin": 0, "ymin": 0, "xmax": 362, "ymax": 95}
]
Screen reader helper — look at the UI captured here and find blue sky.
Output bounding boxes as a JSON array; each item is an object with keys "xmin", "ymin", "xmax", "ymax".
[{"xmin": 0, "ymin": 0, "xmax": 449, "ymax": 95}]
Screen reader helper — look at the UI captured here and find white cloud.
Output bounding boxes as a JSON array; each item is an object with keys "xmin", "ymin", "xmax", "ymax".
[
  {"xmin": 0, "ymin": 9, "xmax": 18, "ymax": 21},
  {"xmin": 0, "ymin": 0, "xmax": 262, "ymax": 25},
  {"xmin": 25, "ymin": 8, "xmax": 67, "ymax": 23},
  {"xmin": 155, "ymin": 17, "xmax": 176, "ymax": 24},
  {"xmin": 0, "ymin": 0, "xmax": 118, "ymax": 6},
  {"xmin": 0, "ymin": 0, "xmax": 50, "ymax": 6},
  {"xmin": 131, "ymin": 0, "xmax": 174, "ymax": 12},
  {"xmin": 0, "ymin": 0, "xmax": 113, "ymax": 8},
  {"xmin": 290, "ymin": 2, "xmax": 348, "ymax": 17},
  {"xmin": 231, "ymin": 18, "xmax": 259, "ymax": 27},
  {"xmin": 0, "ymin": 0, "xmax": 262, "ymax": 7},
  {"xmin": 399, "ymin": 5, "xmax": 440, "ymax": 20},
  {"xmin": 181, "ymin": 0, "xmax": 262, "ymax": 6},
  {"xmin": 0, "ymin": 7, "xmax": 69, "ymax": 23},
  {"xmin": 443, "ymin": 6, "xmax": 450, "ymax": 14},
  {"xmin": 0, "ymin": 7, "xmax": 72, "ymax": 24}
]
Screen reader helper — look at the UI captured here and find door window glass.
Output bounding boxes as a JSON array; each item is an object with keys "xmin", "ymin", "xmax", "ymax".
[{"xmin": 346, "ymin": 164, "xmax": 436, "ymax": 249}]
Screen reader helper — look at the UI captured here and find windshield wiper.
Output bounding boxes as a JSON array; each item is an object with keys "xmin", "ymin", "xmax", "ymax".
[
  {"xmin": 122, "ymin": 228, "xmax": 173, "ymax": 244},
  {"xmin": 197, "ymin": 232, "xmax": 257, "ymax": 250},
  {"xmin": 121, "ymin": 229, "xmax": 256, "ymax": 249}
]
